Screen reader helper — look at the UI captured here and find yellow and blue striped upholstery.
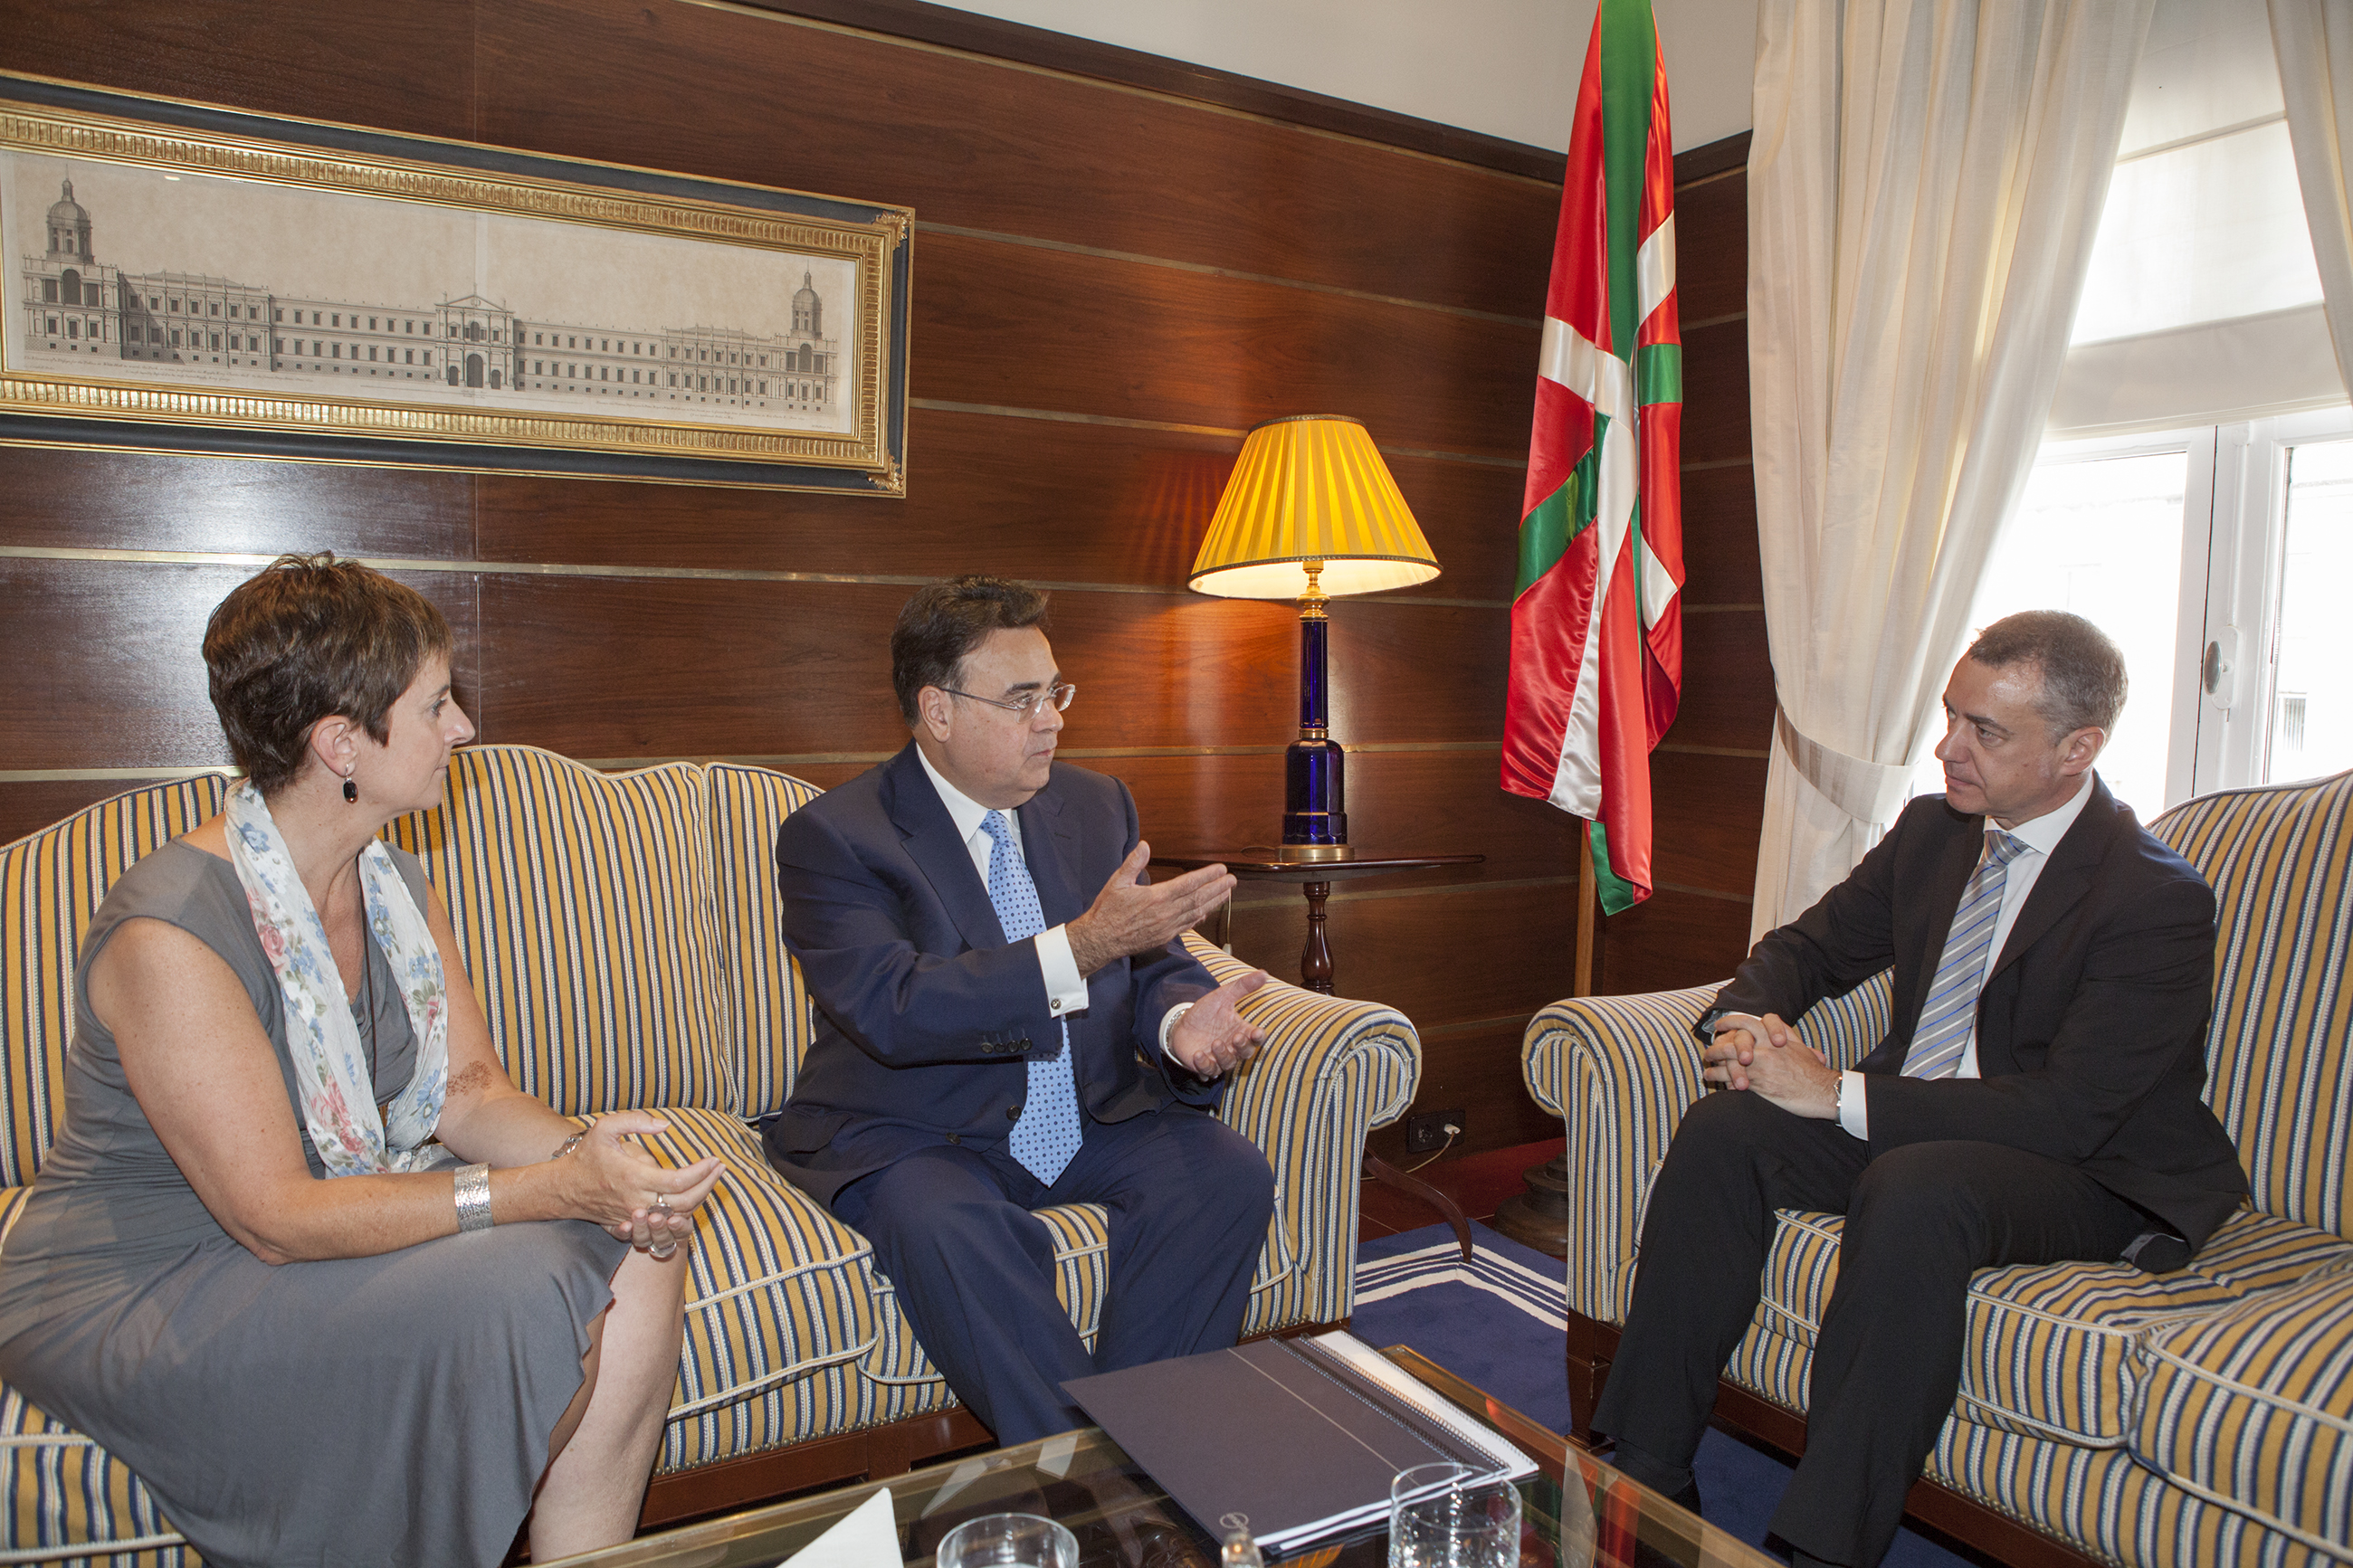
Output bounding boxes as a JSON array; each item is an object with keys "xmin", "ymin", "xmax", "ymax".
[
  {"xmin": 702, "ymin": 764, "xmax": 824, "ymax": 1119},
  {"xmin": 2146, "ymin": 774, "xmax": 2353, "ymax": 1236},
  {"xmin": 2134, "ymin": 1255, "xmax": 2353, "ymax": 1554},
  {"xmin": 1190, "ymin": 934, "xmax": 1421, "ymax": 1332},
  {"xmin": 384, "ymin": 747, "xmax": 734, "ymax": 1115},
  {"xmin": 0, "ymin": 776, "xmax": 230, "ymax": 1190},
  {"xmin": 1929, "ymin": 1415, "xmax": 2341, "ymax": 1567}
]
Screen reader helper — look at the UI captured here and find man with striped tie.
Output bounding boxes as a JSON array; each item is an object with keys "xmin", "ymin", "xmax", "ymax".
[
  {"xmin": 761, "ymin": 575, "xmax": 1277, "ymax": 1447},
  {"xmin": 1593, "ymin": 612, "xmax": 2244, "ymax": 1568}
]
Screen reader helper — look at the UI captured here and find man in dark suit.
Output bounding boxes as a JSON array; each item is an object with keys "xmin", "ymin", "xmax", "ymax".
[
  {"xmin": 1593, "ymin": 612, "xmax": 2244, "ymax": 1568},
  {"xmin": 761, "ymin": 575, "xmax": 1277, "ymax": 1446}
]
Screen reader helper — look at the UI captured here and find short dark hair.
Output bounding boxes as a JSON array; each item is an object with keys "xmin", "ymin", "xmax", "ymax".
[
  {"xmin": 204, "ymin": 553, "xmax": 452, "ymax": 795},
  {"xmin": 891, "ymin": 575, "xmax": 1050, "ymax": 725},
  {"xmin": 1964, "ymin": 610, "xmax": 2126, "ymax": 738}
]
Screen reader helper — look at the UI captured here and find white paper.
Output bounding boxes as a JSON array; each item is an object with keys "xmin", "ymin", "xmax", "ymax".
[{"xmin": 780, "ymin": 1486, "xmax": 900, "ymax": 1568}]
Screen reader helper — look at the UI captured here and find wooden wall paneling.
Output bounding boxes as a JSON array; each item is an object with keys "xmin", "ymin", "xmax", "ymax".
[
  {"xmin": 1670, "ymin": 166, "xmax": 1748, "ymax": 325},
  {"xmin": 469, "ymin": 0, "xmax": 1559, "ymax": 315},
  {"xmin": 474, "ymin": 575, "xmax": 1516, "ymax": 760},
  {"xmin": 1225, "ymin": 879, "xmax": 1577, "ymax": 1030},
  {"xmin": 1648, "ymin": 749, "xmax": 1768, "ymax": 900},
  {"xmin": 1115, "ymin": 749, "xmax": 1579, "ymax": 891},
  {"xmin": 1657, "ymin": 611, "xmax": 1772, "ymax": 754},
  {"xmin": 734, "ymin": 0, "xmax": 1569, "ymax": 182},
  {"xmin": 0, "ymin": 0, "xmax": 480, "ymax": 141},
  {"xmin": 1364, "ymin": 1018, "xmax": 1560, "ymax": 1164},
  {"xmin": 910, "ymin": 232, "xmax": 1538, "ymax": 460},
  {"xmin": 0, "ymin": 558, "xmax": 480, "ymax": 768},
  {"xmin": 1596, "ymin": 888, "xmax": 1752, "ymax": 997},
  {"xmin": 1677, "ymin": 316, "xmax": 1752, "ymax": 468},
  {"xmin": 470, "ymin": 410, "xmax": 1238, "ymax": 584},
  {"xmin": 1324, "ymin": 601, "xmax": 1508, "ymax": 746},
  {"xmin": 0, "ymin": 446, "xmax": 478, "ymax": 561},
  {"xmin": 1383, "ymin": 453, "xmax": 1523, "ymax": 601},
  {"xmin": 1679, "ymin": 461, "xmax": 1763, "ymax": 606},
  {"xmin": 0, "ymin": 778, "xmax": 227, "ymax": 851}
]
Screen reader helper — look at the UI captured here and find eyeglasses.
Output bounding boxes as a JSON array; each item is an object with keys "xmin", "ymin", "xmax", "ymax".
[{"xmin": 941, "ymin": 682, "xmax": 1077, "ymax": 719}]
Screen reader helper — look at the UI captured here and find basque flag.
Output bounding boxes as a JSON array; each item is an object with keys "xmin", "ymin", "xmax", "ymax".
[{"xmin": 1501, "ymin": 0, "xmax": 1685, "ymax": 915}]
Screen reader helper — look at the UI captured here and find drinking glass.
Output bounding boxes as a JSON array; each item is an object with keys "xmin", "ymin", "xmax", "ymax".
[
  {"xmin": 1387, "ymin": 1464, "xmax": 1521, "ymax": 1568},
  {"xmin": 935, "ymin": 1512, "xmax": 1081, "ymax": 1568}
]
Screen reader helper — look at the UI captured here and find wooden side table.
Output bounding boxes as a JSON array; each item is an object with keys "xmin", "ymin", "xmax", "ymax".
[{"xmin": 1153, "ymin": 850, "xmax": 1485, "ymax": 1259}]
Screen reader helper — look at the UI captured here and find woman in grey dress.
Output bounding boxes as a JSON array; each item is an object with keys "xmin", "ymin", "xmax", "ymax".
[{"xmin": 0, "ymin": 554, "xmax": 723, "ymax": 1567}]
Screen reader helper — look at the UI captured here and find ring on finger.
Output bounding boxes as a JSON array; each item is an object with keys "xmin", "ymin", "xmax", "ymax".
[
  {"xmin": 653, "ymin": 1194, "xmax": 672, "ymax": 1214},
  {"xmin": 649, "ymin": 1240, "xmax": 678, "ymax": 1260}
]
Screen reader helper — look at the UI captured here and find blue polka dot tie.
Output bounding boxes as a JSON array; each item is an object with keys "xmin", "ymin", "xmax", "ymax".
[
  {"xmin": 981, "ymin": 811, "xmax": 1082, "ymax": 1183},
  {"xmin": 1904, "ymin": 829, "xmax": 2029, "ymax": 1080}
]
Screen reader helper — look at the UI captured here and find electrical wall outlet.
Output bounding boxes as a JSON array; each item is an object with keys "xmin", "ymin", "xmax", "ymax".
[{"xmin": 1405, "ymin": 1109, "xmax": 1464, "ymax": 1155}]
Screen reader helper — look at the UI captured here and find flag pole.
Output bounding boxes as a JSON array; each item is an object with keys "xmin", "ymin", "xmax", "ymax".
[{"xmin": 1574, "ymin": 830, "xmax": 1598, "ymax": 998}]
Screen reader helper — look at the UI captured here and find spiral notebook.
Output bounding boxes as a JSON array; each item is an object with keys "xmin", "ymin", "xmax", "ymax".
[{"xmin": 1062, "ymin": 1330, "xmax": 1536, "ymax": 1554}]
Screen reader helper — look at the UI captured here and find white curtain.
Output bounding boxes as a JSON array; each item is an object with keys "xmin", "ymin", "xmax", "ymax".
[
  {"xmin": 1746, "ymin": 0, "xmax": 2154, "ymax": 938},
  {"xmin": 2271, "ymin": 0, "xmax": 2353, "ymax": 401}
]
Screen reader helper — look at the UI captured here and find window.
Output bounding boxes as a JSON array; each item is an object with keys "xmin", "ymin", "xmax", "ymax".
[
  {"xmin": 272, "ymin": 309, "xmax": 282, "ymax": 322},
  {"xmin": 332, "ymin": 314, "xmax": 340, "ymax": 328},
  {"xmin": 405, "ymin": 349, "xmax": 414, "ymax": 365},
  {"xmin": 169, "ymin": 329, "xmax": 180, "ymax": 347},
  {"xmin": 66, "ymin": 319, "xmax": 78, "ymax": 338},
  {"xmin": 368, "ymin": 317, "xmax": 376, "ymax": 330},
  {"xmin": 274, "ymin": 337, "xmax": 284, "ymax": 353},
  {"xmin": 332, "ymin": 344, "xmax": 341, "ymax": 358},
  {"xmin": 368, "ymin": 346, "xmax": 377, "ymax": 360},
  {"xmin": 209, "ymin": 302, "xmax": 219, "ymax": 315}
]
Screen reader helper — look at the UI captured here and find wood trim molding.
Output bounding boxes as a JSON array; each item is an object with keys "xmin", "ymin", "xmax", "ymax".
[{"xmin": 720, "ymin": 0, "xmax": 1573, "ymax": 181}]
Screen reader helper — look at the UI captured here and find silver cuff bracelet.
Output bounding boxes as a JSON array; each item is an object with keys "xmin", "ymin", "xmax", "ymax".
[{"xmin": 453, "ymin": 1162, "xmax": 494, "ymax": 1232}]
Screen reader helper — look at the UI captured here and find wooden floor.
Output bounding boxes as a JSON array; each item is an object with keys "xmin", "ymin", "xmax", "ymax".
[{"xmin": 1358, "ymin": 1136, "xmax": 1566, "ymax": 1243}]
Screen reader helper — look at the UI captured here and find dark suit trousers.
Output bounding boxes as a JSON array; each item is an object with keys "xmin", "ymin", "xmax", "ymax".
[
  {"xmin": 830, "ymin": 1107, "xmax": 1275, "ymax": 1447},
  {"xmin": 1591, "ymin": 1090, "xmax": 2143, "ymax": 1568}
]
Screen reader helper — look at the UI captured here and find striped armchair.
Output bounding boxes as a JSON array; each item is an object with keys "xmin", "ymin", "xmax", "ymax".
[
  {"xmin": 1527, "ymin": 769, "xmax": 2353, "ymax": 1568},
  {"xmin": 0, "ymin": 746, "xmax": 1421, "ymax": 1564}
]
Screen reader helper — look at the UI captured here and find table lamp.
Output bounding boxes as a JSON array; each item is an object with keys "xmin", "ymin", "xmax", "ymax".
[{"xmin": 1187, "ymin": 414, "xmax": 1441, "ymax": 860}]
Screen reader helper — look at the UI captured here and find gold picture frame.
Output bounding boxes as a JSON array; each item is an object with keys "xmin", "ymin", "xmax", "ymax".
[{"xmin": 0, "ymin": 73, "xmax": 910, "ymax": 493}]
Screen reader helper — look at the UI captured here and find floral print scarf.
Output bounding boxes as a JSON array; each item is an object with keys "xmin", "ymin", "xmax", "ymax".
[{"xmin": 224, "ymin": 782, "xmax": 450, "ymax": 1176}]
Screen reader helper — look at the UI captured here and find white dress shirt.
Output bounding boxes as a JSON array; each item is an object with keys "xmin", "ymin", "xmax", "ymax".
[
  {"xmin": 1834, "ymin": 771, "xmax": 2098, "ymax": 1139},
  {"xmin": 916, "ymin": 746, "xmax": 1192, "ymax": 1055}
]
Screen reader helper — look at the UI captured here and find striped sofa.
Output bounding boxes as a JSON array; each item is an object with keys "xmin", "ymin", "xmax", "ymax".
[
  {"xmin": 1527, "ymin": 769, "xmax": 2353, "ymax": 1567},
  {"xmin": 0, "ymin": 745, "xmax": 1422, "ymax": 1564}
]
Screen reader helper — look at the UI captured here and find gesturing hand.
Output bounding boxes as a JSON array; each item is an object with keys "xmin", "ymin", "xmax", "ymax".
[
  {"xmin": 1066, "ymin": 842, "xmax": 1236, "ymax": 976},
  {"xmin": 1168, "ymin": 970, "xmax": 1269, "ymax": 1079}
]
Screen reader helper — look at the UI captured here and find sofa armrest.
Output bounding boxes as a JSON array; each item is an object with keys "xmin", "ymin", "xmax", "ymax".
[
  {"xmin": 1523, "ymin": 985, "xmax": 1720, "ymax": 1323},
  {"xmin": 1183, "ymin": 932, "xmax": 1422, "ymax": 1333}
]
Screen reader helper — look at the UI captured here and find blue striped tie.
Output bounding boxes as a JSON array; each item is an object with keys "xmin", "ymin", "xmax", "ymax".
[
  {"xmin": 980, "ymin": 812, "xmax": 1082, "ymax": 1183},
  {"xmin": 1903, "ymin": 829, "xmax": 2028, "ymax": 1080}
]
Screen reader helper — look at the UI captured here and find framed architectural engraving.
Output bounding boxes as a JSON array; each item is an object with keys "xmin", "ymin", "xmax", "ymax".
[{"xmin": 0, "ymin": 73, "xmax": 910, "ymax": 492}]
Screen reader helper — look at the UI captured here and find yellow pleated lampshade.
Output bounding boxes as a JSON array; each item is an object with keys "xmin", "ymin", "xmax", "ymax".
[{"xmin": 1188, "ymin": 414, "xmax": 1441, "ymax": 599}]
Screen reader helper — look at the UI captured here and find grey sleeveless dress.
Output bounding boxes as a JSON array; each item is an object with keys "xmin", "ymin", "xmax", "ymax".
[{"xmin": 0, "ymin": 841, "xmax": 631, "ymax": 1568}]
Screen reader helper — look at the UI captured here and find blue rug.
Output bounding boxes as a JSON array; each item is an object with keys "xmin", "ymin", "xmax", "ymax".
[{"xmin": 1352, "ymin": 1222, "xmax": 1977, "ymax": 1568}]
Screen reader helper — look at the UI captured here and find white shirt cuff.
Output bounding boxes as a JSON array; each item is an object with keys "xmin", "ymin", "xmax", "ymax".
[
  {"xmin": 1159, "ymin": 1002, "xmax": 1195, "ymax": 1060},
  {"xmin": 1837, "ymin": 1070, "xmax": 1869, "ymax": 1140},
  {"xmin": 1037, "ymin": 925, "xmax": 1088, "ymax": 1018}
]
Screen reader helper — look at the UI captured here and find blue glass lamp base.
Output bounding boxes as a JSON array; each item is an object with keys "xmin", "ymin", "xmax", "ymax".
[{"xmin": 1281, "ymin": 735, "xmax": 1350, "ymax": 860}]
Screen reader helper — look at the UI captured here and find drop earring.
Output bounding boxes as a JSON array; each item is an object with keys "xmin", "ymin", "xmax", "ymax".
[{"xmin": 342, "ymin": 774, "xmax": 358, "ymax": 803}]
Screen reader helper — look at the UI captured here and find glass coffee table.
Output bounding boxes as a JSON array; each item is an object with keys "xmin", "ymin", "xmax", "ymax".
[{"xmin": 547, "ymin": 1350, "xmax": 1777, "ymax": 1568}]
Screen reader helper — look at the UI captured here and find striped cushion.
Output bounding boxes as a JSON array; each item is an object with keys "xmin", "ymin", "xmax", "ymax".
[
  {"xmin": 1732, "ymin": 1208, "xmax": 2353, "ymax": 1446},
  {"xmin": 1929, "ymin": 1413, "xmax": 2329, "ymax": 1567},
  {"xmin": 0, "ymin": 775, "xmax": 230, "ymax": 1188},
  {"xmin": 2134, "ymin": 1255, "xmax": 2353, "ymax": 1554},
  {"xmin": 0, "ymin": 1384, "xmax": 189, "ymax": 1567},
  {"xmin": 1190, "ymin": 934, "xmax": 1420, "ymax": 1332},
  {"xmin": 701, "ymin": 764, "xmax": 824, "ymax": 1119},
  {"xmin": 383, "ymin": 747, "xmax": 733, "ymax": 1115},
  {"xmin": 2148, "ymin": 771, "xmax": 2353, "ymax": 1236}
]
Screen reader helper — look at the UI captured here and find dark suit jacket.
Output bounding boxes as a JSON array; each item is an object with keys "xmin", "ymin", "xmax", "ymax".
[
  {"xmin": 1704, "ymin": 776, "xmax": 2246, "ymax": 1248},
  {"xmin": 762, "ymin": 743, "xmax": 1221, "ymax": 1207}
]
